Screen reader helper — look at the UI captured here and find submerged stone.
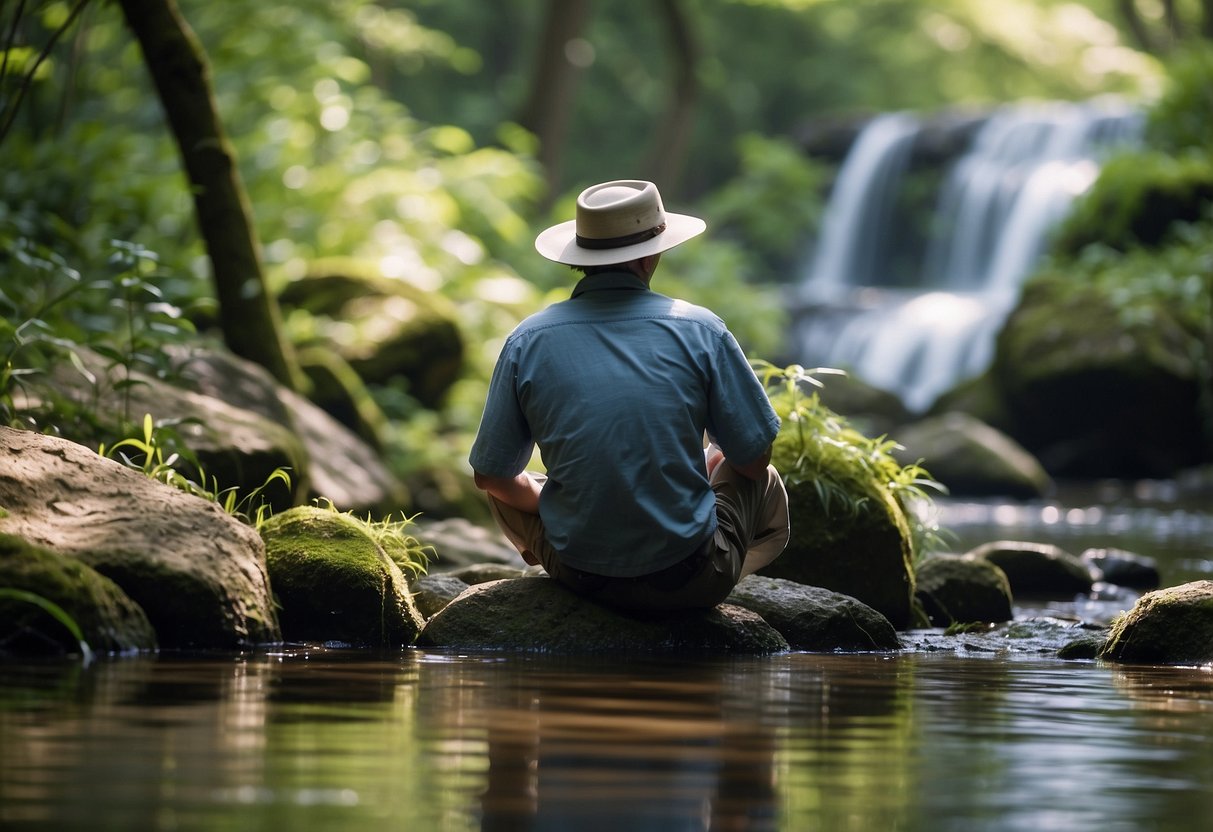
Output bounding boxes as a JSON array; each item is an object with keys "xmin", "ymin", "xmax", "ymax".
[
  {"xmin": 726, "ymin": 575, "xmax": 899, "ymax": 651},
  {"xmin": 1098, "ymin": 580, "xmax": 1213, "ymax": 665},
  {"xmin": 261, "ymin": 506, "xmax": 424, "ymax": 647},
  {"xmin": 417, "ymin": 578, "xmax": 789, "ymax": 655}
]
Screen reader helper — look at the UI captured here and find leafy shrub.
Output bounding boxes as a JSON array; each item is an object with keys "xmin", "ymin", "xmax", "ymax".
[
  {"xmin": 1052, "ymin": 150, "xmax": 1213, "ymax": 255},
  {"xmin": 756, "ymin": 362, "xmax": 947, "ymax": 562},
  {"xmin": 1144, "ymin": 45, "xmax": 1213, "ymax": 155}
]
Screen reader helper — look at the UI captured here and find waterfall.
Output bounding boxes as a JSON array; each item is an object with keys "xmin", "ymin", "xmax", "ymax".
[{"xmin": 790, "ymin": 99, "xmax": 1143, "ymax": 413}]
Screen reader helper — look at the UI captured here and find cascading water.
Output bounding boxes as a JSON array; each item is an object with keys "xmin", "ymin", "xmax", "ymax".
[{"xmin": 790, "ymin": 98, "xmax": 1144, "ymax": 413}]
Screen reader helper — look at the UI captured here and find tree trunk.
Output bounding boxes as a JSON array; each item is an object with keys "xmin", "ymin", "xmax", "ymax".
[
  {"xmin": 517, "ymin": 0, "xmax": 593, "ymax": 199},
  {"xmin": 642, "ymin": 0, "xmax": 700, "ymax": 193},
  {"xmin": 1116, "ymin": 0, "xmax": 1156, "ymax": 53},
  {"xmin": 117, "ymin": 0, "xmax": 302, "ymax": 392}
]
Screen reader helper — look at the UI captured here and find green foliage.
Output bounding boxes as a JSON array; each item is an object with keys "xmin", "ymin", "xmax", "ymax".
[
  {"xmin": 1144, "ymin": 45, "xmax": 1213, "ymax": 155},
  {"xmin": 100, "ymin": 413, "xmax": 293, "ymax": 527},
  {"xmin": 756, "ymin": 361, "xmax": 947, "ymax": 560},
  {"xmin": 700, "ymin": 133, "xmax": 829, "ymax": 278},
  {"xmin": 1054, "ymin": 150, "xmax": 1213, "ymax": 254},
  {"xmin": 0, "ymin": 587, "xmax": 93, "ymax": 661},
  {"xmin": 311, "ymin": 498, "xmax": 431, "ymax": 579}
]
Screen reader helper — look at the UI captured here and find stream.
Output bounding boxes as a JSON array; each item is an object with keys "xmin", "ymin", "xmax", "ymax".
[{"xmin": 2, "ymin": 484, "xmax": 1211, "ymax": 831}]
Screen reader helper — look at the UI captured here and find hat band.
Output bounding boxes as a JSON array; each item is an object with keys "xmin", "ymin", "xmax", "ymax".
[{"xmin": 576, "ymin": 222, "xmax": 667, "ymax": 250}]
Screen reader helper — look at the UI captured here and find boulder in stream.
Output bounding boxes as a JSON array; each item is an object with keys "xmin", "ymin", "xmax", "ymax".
[
  {"xmin": 914, "ymin": 553, "xmax": 1014, "ymax": 625},
  {"xmin": 260, "ymin": 506, "xmax": 425, "ymax": 647},
  {"xmin": 1098, "ymin": 580, "xmax": 1213, "ymax": 665},
  {"xmin": 967, "ymin": 540, "xmax": 1096, "ymax": 599},
  {"xmin": 0, "ymin": 426, "xmax": 280, "ymax": 649},
  {"xmin": 417, "ymin": 577, "xmax": 789, "ymax": 655},
  {"xmin": 726, "ymin": 575, "xmax": 900, "ymax": 651},
  {"xmin": 892, "ymin": 412, "xmax": 1053, "ymax": 499}
]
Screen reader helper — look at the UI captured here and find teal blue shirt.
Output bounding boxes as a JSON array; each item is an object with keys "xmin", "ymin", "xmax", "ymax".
[{"xmin": 469, "ymin": 271, "xmax": 780, "ymax": 577}]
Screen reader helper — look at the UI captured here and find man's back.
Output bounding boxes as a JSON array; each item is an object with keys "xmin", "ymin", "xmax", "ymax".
[{"xmin": 470, "ymin": 270, "xmax": 777, "ymax": 577}]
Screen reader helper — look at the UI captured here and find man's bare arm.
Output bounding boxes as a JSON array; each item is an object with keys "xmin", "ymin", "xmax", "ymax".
[
  {"xmin": 473, "ymin": 470, "xmax": 542, "ymax": 514},
  {"xmin": 707, "ymin": 442, "xmax": 773, "ymax": 481}
]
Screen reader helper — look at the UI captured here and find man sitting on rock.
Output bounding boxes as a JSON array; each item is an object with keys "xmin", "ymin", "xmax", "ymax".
[{"xmin": 469, "ymin": 179, "xmax": 790, "ymax": 611}]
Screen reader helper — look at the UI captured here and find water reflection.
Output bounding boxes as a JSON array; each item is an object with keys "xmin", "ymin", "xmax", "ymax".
[{"xmin": 2, "ymin": 650, "xmax": 1212, "ymax": 831}]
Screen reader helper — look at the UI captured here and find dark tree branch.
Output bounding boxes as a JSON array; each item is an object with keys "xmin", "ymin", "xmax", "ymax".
[{"xmin": 0, "ymin": 0, "xmax": 90, "ymax": 147}]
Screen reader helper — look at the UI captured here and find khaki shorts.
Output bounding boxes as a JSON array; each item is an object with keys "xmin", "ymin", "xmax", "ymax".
[{"xmin": 486, "ymin": 461, "xmax": 789, "ymax": 611}]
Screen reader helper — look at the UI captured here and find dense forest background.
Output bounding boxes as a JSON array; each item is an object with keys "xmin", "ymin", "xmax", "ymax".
[{"xmin": 2, "ymin": 0, "xmax": 1211, "ymax": 513}]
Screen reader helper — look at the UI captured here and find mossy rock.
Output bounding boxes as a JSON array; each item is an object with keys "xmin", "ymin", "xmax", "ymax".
[
  {"xmin": 1053, "ymin": 151, "xmax": 1213, "ymax": 255},
  {"xmin": 417, "ymin": 578, "xmax": 789, "ymax": 655},
  {"xmin": 914, "ymin": 554, "xmax": 1013, "ymax": 626},
  {"xmin": 992, "ymin": 273, "xmax": 1206, "ymax": 478},
  {"xmin": 892, "ymin": 412, "xmax": 1052, "ymax": 499},
  {"xmin": 279, "ymin": 262, "xmax": 465, "ymax": 407},
  {"xmin": 0, "ymin": 533, "xmax": 156, "ymax": 655},
  {"xmin": 260, "ymin": 506, "xmax": 424, "ymax": 647},
  {"xmin": 758, "ymin": 478, "xmax": 915, "ymax": 629},
  {"xmin": 0, "ymin": 427, "xmax": 280, "ymax": 649},
  {"xmin": 967, "ymin": 540, "xmax": 1094, "ymax": 599},
  {"xmin": 1098, "ymin": 580, "xmax": 1213, "ymax": 664},
  {"xmin": 296, "ymin": 345, "xmax": 390, "ymax": 450}
]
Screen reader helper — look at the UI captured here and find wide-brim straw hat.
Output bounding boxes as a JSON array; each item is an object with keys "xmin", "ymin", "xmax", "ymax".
[{"xmin": 535, "ymin": 180, "xmax": 706, "ymax": 266}]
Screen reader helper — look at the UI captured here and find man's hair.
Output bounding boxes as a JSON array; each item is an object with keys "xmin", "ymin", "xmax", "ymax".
[{"xmin": 571, "ymin": 258, "xmax": 645, "ymax": 276}]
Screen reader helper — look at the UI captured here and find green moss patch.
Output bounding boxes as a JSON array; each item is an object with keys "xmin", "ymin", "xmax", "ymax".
[
  {"xmin": 0, "ymin": 533, "xmax": 156, "ymax": 655},
  {"xmin": 261, "ymin": 506, "xmax": 424, "ymax": 647}
]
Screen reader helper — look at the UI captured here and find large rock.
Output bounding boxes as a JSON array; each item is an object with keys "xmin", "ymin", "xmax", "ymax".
[
  {"xmin": 0, "ymin": 427, "xmax": 280, "ymax": 648},
  {"xmin": 413, "ymin": 517, "xmax": 529, "ymax": 572},
  {"xmin": 0, "ymin": 533, "xmax": 157, "ymax": 655},
  {"xmin": 892, "ymin": 412, "xmax": 1052, "ymax": 499},
  {"xmin": 260, "ymin": 506, "xmax": 424, "ymax": 647},
  {"xmin": 967, "ymin": 540, "xmax": 1095, "ymax": 599},
  {"xmin": 992, "ymin": 273, "xmax": 1208, "ymax": 478},
  {"xmin": 278, "ymin": 264, "xmax": 465, "ymax": 407},
  {"xmin": 22, "ymin": 346, "xmax": 307, "ymax": 511},
  {"xmin": 18, "ymin": 344, "xmax": 407, "ymax": 515},
  {"xmin": 758, "ymin": 478, "xmax": 916, "ymax": 629},
  {"xmin": 914, "ymin": 554, "xmax": 1013, "ymax": 625},
  {"xmin": 165, "ymin": 345, "xmax": 408, "ymax": 515},
  {"xmin": 417, "ymin": 578, "xmax": 789, "ymax": 654},
  {"xmin": 1098, "ymin": 580, "xmax": 1213, "ymax": 664},
  {"xmin": 726, "ymin": 575, "xmax": 899, "ymax": 651}
]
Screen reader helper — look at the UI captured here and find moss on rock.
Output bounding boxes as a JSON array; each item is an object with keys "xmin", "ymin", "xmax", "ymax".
[
  {"xmin": 261, "ymin": 506, "xmax": 424, "ymax": 647},
  {"xmin": 0, "ymin": 533, "xmax": 156, "ymax": 655},
  {"xmin": 1098, "ymin": 580, "xmax": 1213, "ymax": 665},
  {"xmin": 759, "ymin": 478, "xmax": 915, "ymax": 629}
]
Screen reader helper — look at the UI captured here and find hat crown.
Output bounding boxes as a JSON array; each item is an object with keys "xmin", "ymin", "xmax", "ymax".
[{"xmin": 575, "ymin": 180, "xmax": 666, "ymax": 242}]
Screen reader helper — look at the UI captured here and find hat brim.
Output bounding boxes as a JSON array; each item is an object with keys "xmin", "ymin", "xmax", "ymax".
[{"xmin": 535, "ymin": 211, "xmax": 706, "ymax": 266}]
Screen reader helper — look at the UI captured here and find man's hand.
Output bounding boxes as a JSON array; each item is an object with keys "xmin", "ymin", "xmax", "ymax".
[{"xmin": 473, "ymin": 470, "xmax": 543, "ymax": 515}]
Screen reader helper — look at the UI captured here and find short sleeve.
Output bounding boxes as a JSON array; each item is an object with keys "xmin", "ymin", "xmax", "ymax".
[
  {"xmin": 705, "ymin": 330, "xmax": 780, "ymax": 465},
  {"xmin": 468, "ymin": 341, "xmax": 535, "ymax": 477}
]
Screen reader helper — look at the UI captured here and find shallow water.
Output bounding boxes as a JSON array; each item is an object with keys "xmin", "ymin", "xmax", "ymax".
[
  {"xmin": 2, "ymin": 488, "xmax": 1212, "ymax": 831},
  {"xmin": 2, "ymin": 649, "xmax": 1212, "ymax": 831}
]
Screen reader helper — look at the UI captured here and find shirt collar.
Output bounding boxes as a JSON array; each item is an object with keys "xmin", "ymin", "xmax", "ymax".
[{"xmin": 571, "ymin": 270, "xmax": 649, "ymax": 298}]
